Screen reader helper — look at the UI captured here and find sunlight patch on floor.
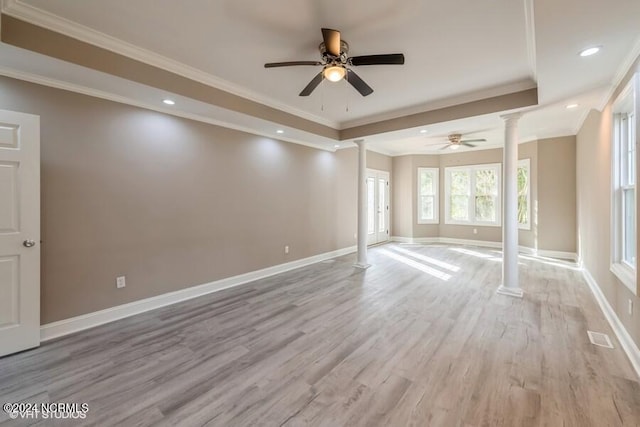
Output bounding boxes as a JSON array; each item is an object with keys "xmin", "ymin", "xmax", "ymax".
[
  {"xmin": 379, "ymin": 249, "xmax": 451, "ymax": 281},
  {"xmin": 390, "ymin": 246, "xmax": 461, "ymax": 272}
]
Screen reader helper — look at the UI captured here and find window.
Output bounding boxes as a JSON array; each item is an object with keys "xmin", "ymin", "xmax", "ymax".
[
  {"xmin": 444, "ymin": 163, "xmax": 501, "ymax": 226},
  {"xmin": 518, "ymin": 159, "xmax": 531, "ymax": 230},
  {"xmin": 367, "ymin": 177, "xmax": 375, "ymax": 234},
  {"xmin": 417, "ymin": 168, "xmax": 439, "ymax": 223},
  {"xmin": 611, "ymin": 73, "xmax": 638, "ymax": 294}
]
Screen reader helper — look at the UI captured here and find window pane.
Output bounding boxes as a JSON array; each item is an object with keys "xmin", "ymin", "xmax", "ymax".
[
  {"xmin": 451, "ymin": 171, "xmax": 469, "ymax": 195},
  {"xmin": 475, "ymin": 196, "xmax": 496, "ymax": 222},
  {"xmin": 518, "ymin": 195, "xmax": 528, "ymax": 225},
  {"xmin": 420, "ymin": 171, "xmax": 433, "ymax": 195},
  {"xmin": 367, "ymin": 178, "xmax": 375, "ymax": 234},
  {"xmin": 421, "ymin": 195, "xmax": 434, "ymax": 220},
  {"xmin": 451, "ymin": 195, "xmax": 469, "ymax": 220},
  {"xmin": 475, "ymin": 169, "xmax": 497, "ymax": 195},
  {"xmin": 518, "ymin": 166, "xmax": 529, "ymax": 225},
  {"xmin": 378, "ymin": 179, "xmax": 385, "ymax": 233},
  {"xmin": 623, "ymin": 188, "xmax": 636, "ymax": 266},
  {"xmin": 629, "ymin": 113, "xmax": 636, "ymax": 185}
]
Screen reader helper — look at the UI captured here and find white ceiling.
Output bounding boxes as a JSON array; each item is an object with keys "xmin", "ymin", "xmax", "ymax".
[{"xmin": 1, "ymin": 0, "xmax": 639, "ymax": 155}]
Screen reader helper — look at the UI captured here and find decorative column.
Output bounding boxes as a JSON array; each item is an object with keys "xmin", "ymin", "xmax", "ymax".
[
  {"xmin": 497, "ymin": 113, "xmax": 523, "ymax": 298},
  {"xmin": 354, "ymin": 139, "xmax": 370, "ymax": 269}
]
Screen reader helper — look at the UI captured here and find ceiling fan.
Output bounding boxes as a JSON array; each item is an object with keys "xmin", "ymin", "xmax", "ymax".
[
  {"xmin": 264, "ymin": 28, "xmax": 405, "ymax": 97},
  {"xmin": 427, "ymin": 133, "xmax": 487, "ymax": 150}
]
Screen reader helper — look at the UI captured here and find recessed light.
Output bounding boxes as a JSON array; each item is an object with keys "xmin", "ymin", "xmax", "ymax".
[
  {"xmin": 579, "ymin": 46, "xmax": 600, "ymax": 57},
  {"xmin": 566, "ymin": 103, "xmax": 579, "ymax": 109},
  {"xmin": 420, "ymin": 129, "xmax": 428, "ymax": 134},
  {"xmin": 276, "ymin": 130, "xmax": 284, "ymax": 134},
  {"xmin": 162, "ymin": 99, "xmax": 175, "ymax": 105}
]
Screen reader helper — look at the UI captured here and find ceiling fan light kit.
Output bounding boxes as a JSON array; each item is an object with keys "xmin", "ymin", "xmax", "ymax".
[
  {"xmin": 323, "ymin": 65, "xmax": 346, "ymax": 82},
  {"xmin": 264, "ymin": 28, "xmax": 405, "ymax": 97}
]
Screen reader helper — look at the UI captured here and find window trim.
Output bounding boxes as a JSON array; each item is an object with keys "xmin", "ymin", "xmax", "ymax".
[
  {"xmin": 444, "ymin": 163, "xmax": 502, "ymax": 227},
  {"xmin": 518, "ymin": 158, "xmax": 531, "ymax": 231},
  {"xmin": 610, "ymin": 72, "xmax": 638, "ymax": 295},
  {"xmin": 417, "ymin": 167, "xmax": 439, "ymax": 224}
]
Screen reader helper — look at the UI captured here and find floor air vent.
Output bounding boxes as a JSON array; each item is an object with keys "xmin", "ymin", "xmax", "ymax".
[{"xmin": 587, "ymin": 331, "xmax": 614, "ymax": 349}]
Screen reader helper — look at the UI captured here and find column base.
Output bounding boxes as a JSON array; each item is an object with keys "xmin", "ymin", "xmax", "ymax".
[
  {"xmin": 353, "ymin": 263, "xmax": 371, "ymax": 270},
  {"xmin": 496, "ymin": 285, "xmax": 524, "ymax": 298}
]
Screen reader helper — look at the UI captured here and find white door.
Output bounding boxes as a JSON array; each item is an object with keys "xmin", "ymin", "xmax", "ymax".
[
  {"xmin": 366, "ymin": 169, "xmax": 390, "ymax": 245},
  {"xmin": 0, "ymin": 110, "xmax": 40, "ymax": 357}
]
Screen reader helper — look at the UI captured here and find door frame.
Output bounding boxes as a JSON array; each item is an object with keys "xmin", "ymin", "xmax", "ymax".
[{"xmin": 366, "ymin": 168, "xmax": 391, "ymax": 245}]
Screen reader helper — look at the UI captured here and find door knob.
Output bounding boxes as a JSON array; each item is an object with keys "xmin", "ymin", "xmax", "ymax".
[{"xmin": 23, "ymin": 240, "xmax": 36, "ymax": 248}]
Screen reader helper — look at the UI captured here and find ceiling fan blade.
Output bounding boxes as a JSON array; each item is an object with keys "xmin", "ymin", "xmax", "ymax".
[
  {"xmin": 460, "ymin": 138, "xmax": 486, "ymax": 143},
  {"xmin": 265, "ymin": 61, "xmax": 322, "ymax": 68},
  {"xmin": 350, "ymin": 54, "xmax": 405, "ymax": 66},
  {"xmin": 462, "ymin": 142, "xmax": 477, "ymax": 147},
  {"xmin": 440, "ymin": 144, "xmax": 452, "ymax": 150},
  {"xmin": 299, "ymin": 72, "xmax": 324, "ymax": 96},
  {"xmin": 346, "ymin": 69, "xmax": 373, "ymax": 96},
  {"xmin": 322, "ymin": 28, "xmax": 341, "ymax": 57}
]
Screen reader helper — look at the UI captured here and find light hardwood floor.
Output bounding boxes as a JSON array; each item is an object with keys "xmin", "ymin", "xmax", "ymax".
[{"xmin": 1, "ymin": 243, "xmax": 639, "ymax": 426}]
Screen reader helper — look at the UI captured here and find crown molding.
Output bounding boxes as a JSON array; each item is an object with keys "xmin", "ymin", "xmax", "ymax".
[
  {"xmin": 597, "ymin": 35, "xmax": 640, "ymax": 112},
  {"xmin": 0, "ymin": 0, "xmax": 340, "ymax": 129},
  {"xmin": 0, "ymin": 66, "xmax": 335, "ymax": 152}
]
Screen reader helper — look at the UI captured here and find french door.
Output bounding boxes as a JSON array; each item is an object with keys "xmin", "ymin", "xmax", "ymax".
[{"xmin": 366, "ymin": 169, "xmax": 390, "ymax": 245}]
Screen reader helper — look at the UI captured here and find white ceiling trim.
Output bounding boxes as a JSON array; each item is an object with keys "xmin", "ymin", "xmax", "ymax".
[
  {"xmin": 523, "ymin": 0, "xmax": 537, "ymax": 82},
  {"xmin": 0, "ymin": 65, "xmax": 337, "ymax": 152},
  {"xmin": 597, "ymin": 34, "xmax": 640, "ymax": 111},
  {"xmin": 0, "ymin": 0, "xmax": 341, "ymax": 129}
]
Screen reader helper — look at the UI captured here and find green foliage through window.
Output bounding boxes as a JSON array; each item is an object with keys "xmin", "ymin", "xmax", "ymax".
[{"xmin": 517, "ymin": 164, "xmax": 528, "ymax": 225}]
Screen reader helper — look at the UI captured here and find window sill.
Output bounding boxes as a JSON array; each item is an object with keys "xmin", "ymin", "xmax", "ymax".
[
  {"xmin": 444, "ymin": 220, "xmax": 501, "ymax": 228},
  {"xmin": 611, "ymin": 262, "xmax": 637, "ymax": 295},
  {"xmin": 417, "ymin": 220, "xmax": 439, "ymax": 225}
]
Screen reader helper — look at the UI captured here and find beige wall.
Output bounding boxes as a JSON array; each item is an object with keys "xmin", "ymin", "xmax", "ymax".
[
  {"xmin": 538, "ymin": 136, "xmax": 576, "ymax": 252},
  {"xmin": 392, "ymin": 156, "xmax": 413, "ymax": 238},
  {"xmin": 0, "ymin": 76, "xmax": 365, "ymax": 323},
  {"xmin": 367, "ymin": 150, "xmax": 393, "ymax": 172},
  {"xmin": 576, "ymin": 55, "xmax": 640, "ymax": 347}
]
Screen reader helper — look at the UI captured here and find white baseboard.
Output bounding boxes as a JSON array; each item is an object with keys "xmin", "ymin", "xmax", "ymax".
[
  {"xmin": 391, "ymin": 236, "xmax": 577, "ymax": 261},
  {"xmin": 582, "ymin": 268, "xmax": 640, "ymax": 379},
  {"xmin": 440, "ymin": 237, "xmax": 503, "ymax": 249},
  {"xmin": 40, "ymin": 245, "xmax": 357, "ymax": 341},
  {"xmin": 390, "ymin": 236, "xmax": 439, "ymax": 244}
]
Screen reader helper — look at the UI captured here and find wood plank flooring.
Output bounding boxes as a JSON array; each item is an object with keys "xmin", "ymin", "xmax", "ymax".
[{"xmin": 1, "ymin": 243, "xmax": 639, "ymax": 426}]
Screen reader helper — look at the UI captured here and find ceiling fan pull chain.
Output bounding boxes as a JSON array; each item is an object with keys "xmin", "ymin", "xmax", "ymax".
[
  {"xmin": 345, "ymin": 72, "xmax": 349, "ymax": 112},
  {"xmin": 321, "ymin": 74, "xmax": 325, "ymax": 111}
]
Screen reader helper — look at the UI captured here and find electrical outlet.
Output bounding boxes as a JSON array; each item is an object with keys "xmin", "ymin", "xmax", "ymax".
[
  {"xmin": 473, "ymin": 228, "xmax": 478, "ymax": 235},
  {"xmin": 629, "ymin": 299, "xmax": 633, "ymax": 316},
  {"xmin": 284, "ymin": 245, "xmax": 289, "ymax": 254},
  {"xmin": 116, "ymin": 276, "xmax": 126, "ymax": 289}
]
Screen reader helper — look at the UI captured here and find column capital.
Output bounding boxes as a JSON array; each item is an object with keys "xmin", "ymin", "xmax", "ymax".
[
  {"xmin": 500, "ymin": 112, "xmax": 523, "ymax": 124},
  {"xmin": 354, "ymin": 139, "xmax": 366, "ymax": 147}
]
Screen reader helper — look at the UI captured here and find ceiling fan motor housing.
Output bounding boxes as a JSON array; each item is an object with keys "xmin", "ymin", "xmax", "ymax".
[{"xmin": 319, "ymin": 40, "xmax": 349, "ymax": 64}]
